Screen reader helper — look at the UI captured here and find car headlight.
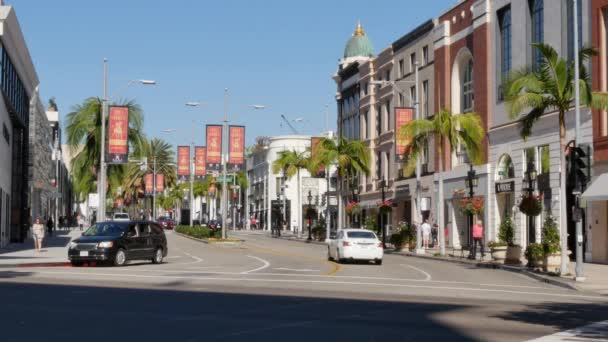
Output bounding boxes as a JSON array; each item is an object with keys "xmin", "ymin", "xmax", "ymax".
[
  {"xmin": 69, "ymin": 242, "xmax": 77, "ymax": 249},
  {"xmin": 98, "ymin": 241, "xmax": 114, "ymax": 248}
]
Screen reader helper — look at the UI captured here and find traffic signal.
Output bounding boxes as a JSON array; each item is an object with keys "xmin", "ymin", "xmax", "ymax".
[{"xmin": 571, "ymin": 144, "xmax": 589, "ymax": 194}]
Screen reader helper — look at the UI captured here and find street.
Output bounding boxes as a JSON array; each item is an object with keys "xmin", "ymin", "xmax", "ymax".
[{"xmin": 1, "ymin": 231, "xmax": 607, "ymax": 342}]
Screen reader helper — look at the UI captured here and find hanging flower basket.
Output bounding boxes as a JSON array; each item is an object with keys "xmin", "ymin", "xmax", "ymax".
[
  {"xmin": 377, "ymin": 200, "xmax": 393, "ymax": 213},
  {"xmin": 458, "ymin": 197, "xmax": 484, "ymax": 216},
  {"xmin": 519, "ymin": 194, "xmax": 543, "ymax": 217},
  {"xmin": 345, "ymin": 201, "xmax": 362, "ymax": 216}
]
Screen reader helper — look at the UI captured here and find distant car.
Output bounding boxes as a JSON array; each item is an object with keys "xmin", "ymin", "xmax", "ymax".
[
  {"xmin": 208, "ymin": 220, "xmax": 222, "ymax": 232},
  {"xmin": 112, "ymin": 213, "xmax": 130, "ymax": 221},
  {"xmin": 157, "ymin": 216, "xmax": 175, "ymax": 230},
  {"xmin": 68, "ymin": 221, "xmax": 168, "ymax": 267},
  {"xmin": 328, "ymin": 229, "xmax": 383, "ymax": 265}
]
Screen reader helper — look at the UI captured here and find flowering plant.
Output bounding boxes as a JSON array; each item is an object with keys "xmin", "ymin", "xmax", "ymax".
[
  {"xmin": 519, "ymin": 193, "xmax": 543, "ymax": 217},
  {"xmin": 345, "ymin": 201, "xmax": 361, "ymax": 216},
  {"xmin": 458, "ymin": 197, "xmax": 484, "ymax": 216},
  {"xmin": 378, "ymin": 200, "xmax": 392, "ymax": 213}
]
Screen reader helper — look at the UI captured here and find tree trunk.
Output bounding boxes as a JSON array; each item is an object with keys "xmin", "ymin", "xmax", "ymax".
[
  {"xmin": 438, "ymin": 136, "xmax": 446, "ymax": 256},
  {"xmin": 297, "ymin": 168, "xmax": 301, "ymax": 238},
  {"xmin": 559, "ymin": 115, "xmax": 569, "ymax": 275}
]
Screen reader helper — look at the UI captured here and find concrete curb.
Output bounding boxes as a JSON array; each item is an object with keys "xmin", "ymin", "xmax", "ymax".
[
  {"xmin": 388, "ymin": 250, "xmax": 580, "ymax": 292},
  {"xmin": 174, "ymin": 232, "xmax": 244, "ymax": 247},
  {"xmin": 273, "ymin": 235, "xmax": 328, "ymax": 246},
  {"xmin": 0, "ymin": 261, "xmax": 71, "ymax": 268}
]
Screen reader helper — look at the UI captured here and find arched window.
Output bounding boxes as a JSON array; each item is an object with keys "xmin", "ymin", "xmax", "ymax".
[
  {"xmin": 462, "ymin": 59, "xmax": 474, "ymax": 112},
  {"xmin": 496, "ymin": 154, "xmax": 515, "ymax": 180}
]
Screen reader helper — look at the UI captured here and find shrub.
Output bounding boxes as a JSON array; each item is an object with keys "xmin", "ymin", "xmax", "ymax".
[
  {"xmin": 542, "ymin": 216, "xmax": 560, "ymax": 255},
  {"xmin": 525, "ymin": 243, "xmax": 544, "ymax": 264},
  {"xmin": 498, "ymin": 215, "xmax": 515, "ymax": 246},
  {"xmin": 175, "ymin": 225, "xmax": 217, "ymax": 239},
  {"xmin": 488, "ymin": 241, "xmax": 507, "ymax": 248},
  {"xmin": 364, "ymin": 216, "xmax": 378, "ymax": 233},
  {"xmin": 389, "ymin": 233, "xmax": 404, "ymax": 249}
]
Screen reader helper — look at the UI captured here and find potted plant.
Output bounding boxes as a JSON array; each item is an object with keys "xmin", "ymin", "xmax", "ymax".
[
  {"xmin": 542, "ymin": 216, "xmax": 561, "ymax": 273},
  {"xmin": 345, "ymin": 201, "xmax": 362, "ymax": 217},
  {"xmin": 457, "ymin": 196, "xmax": 484, "ymax": 217},
  {"xmin": 378, "ymin": 200, "xmax": 393, "ymax": 214},
  {"xmin": 518, "ymin": 194, "xmax": 543, "ymax": 217},
  {"xmin": 389, "ymin": 222, "xmax": 412, "ymax": 252},
  {"xmin": 525, "ymin": 243, "xmax": 545, "ymax": 268},
  {"xmin": 390, "ymin": 233, "xmax": 405, "ymax": 251},
  {"xmin": 488, "ymin": 241, "xmax": 507, "ymax": 261}
]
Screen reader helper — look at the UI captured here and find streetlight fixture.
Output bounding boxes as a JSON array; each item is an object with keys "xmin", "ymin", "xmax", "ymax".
[
  {"xmin": 98, "ymin": 58, "xmax": 155, "ymax": 223},
  {"xmin": 465, "ymin": 163, "xmax": 479, "ymax": 259},
  {"xmin": 522, "ymin": 161, "xmax": 538, "ymax": 245},
  {"xmin": 307, "ymin": 190, "xmax": 313, "ymax": 242}
]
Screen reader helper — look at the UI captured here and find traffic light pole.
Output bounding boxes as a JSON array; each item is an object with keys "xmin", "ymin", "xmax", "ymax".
[{"xmin": 573, "ymin": 0, "xmax": 585, "ymax": 281}]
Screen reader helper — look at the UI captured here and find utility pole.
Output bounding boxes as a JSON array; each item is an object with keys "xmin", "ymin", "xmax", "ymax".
[
  {"xmin": 190, "ymin": 122, "xmax": 194, "ymax": 227},
  {"xmin": 221, "ymin": 89, "xmax": 229, "ymax": 239},
  {"xmin": 572, "ymin": 0, "xmax": 585, "ymax": 281},
  {"xmin": 98, "ymin": 58, "xmax": 108, "ymax": 223},
  {"xmin": 413, "ymin": 61, "xmax": 424, "ymax": 255},
  {"xmin": 152, "ymin": 157, "xmax": 157, "ymax": 221}
]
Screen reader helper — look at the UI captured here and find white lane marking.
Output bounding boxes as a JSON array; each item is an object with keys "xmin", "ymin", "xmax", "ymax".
[
  {"xmin": 176, "ymin": 251, "xmax": 204, "ymax": 265},
  {"xmin": 273, "ymin": 268, "xmax": 319, "ymax": 272},
  {"xmin": 241, "ymin": 255, "xmax": 270, "ymax": 274},
  {"xmin": 21, "ymin": 269, "xmax": 608, "ymax": 301},
  {"xmin": 400, "ymin": 264, "xmax": 432, "ymax": 281},
  {"xmin": 527, "ymin": 320, "xmax": 608, "ymax": 341}
]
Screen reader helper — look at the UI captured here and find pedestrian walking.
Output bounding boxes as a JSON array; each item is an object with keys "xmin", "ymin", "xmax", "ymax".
[
  {"xmin": 77, "ymin": 215, "xmax": 84, "ymax": 231},
  {"xmin": 431, "ymin": 224, "xmax": 438, "ymax": 248},
  {"xmin": 421, "ymin": 219, "xmax": 431, "ymax": 249},
  {"xmin": 32, "ymin": 217, "xmax": 45, "ymax": 252},
  {"xmin": 471, "ymin": 219, "xmax": 485, "ymax": 260},
  {"xmin": 46, "ymin": 217, "xmax": 54, "ymax": 237}
]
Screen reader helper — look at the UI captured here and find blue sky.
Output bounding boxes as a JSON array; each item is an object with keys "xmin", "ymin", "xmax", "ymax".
[{"xmin": 12, "ymin": 0, "xmax": 449, "ymax": 147}]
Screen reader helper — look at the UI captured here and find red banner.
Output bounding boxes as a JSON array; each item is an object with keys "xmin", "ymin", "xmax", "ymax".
[
  {"xmin": 108, "ymin": 106, "xmax": 129, "ymax": 163},
  {"xmin": 206, "ymin": 125, "xmax": 222, "ymax": 172},
  {"xmin": 145, "ymin": 173, "xmax": 154, "ymax": 195},
  {"xmin": 156, "ymin": 173, "xmax": 164, "ymax": 193},
  {"xmin": 228, "ymin": 125, "xmax": 245, "ymax": 171},
  {"xmin": 311, "ymin": 137, "xmax": 325, "ymax": 178},
  {"xmin": 195, "ymin": 146, "xmax": 207, "ymax": 180},
  {"xmin": 177, "ymin": 146, "xmax": 190, "ymax": 181},
  {"xmin": 395, "ymin": 107, "xmax": 414, "ymax": 162}
]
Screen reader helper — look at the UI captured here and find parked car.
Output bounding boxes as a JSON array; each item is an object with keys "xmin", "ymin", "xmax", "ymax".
[
  {"xmin": 157, "ymin": 216, "xmax": 175, "ymax": 230},
  {"xmin": 68, "ymin": 221, "xmax": 168, "ymax": 267},
  {"xmin": 112, "ymin": 212, "xmax": 130, "ymax": 221},
  {"xmin": 208, "ymin": 220, "xmax": 222, "ymax": 232},
  {"xmin": 328, "ymin": 229, "xmax": 383, "ymax": 265}
]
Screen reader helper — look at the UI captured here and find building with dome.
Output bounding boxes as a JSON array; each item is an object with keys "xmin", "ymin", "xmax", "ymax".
[{"xmin": 339, "ymin": 21, "xmax": 374, "ymax": 70}]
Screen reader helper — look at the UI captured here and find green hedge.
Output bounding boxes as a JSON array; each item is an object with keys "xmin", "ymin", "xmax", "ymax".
[{"xmin": 175, "ymin": 225, "xmax": 219, "ymax": 239}]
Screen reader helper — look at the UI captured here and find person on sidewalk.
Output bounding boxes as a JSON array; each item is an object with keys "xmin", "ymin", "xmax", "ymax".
[
  {"xmin": 77, "ymin": 215, "xmax": 84, "ymax": 231},
  {"xmin": 471, "ymin": 219, "xmax": 485, "ymax": 260},
  {"xmin": 46, "ymin": 217, "xmax": 54, "ymax": 237},
  {"xmin": 421, "ymin": 220, "xmax": 431, "ymax": 249},
  {"xmin": 32, "ymin": 217, "xmax": 45, "ymax": 252}
]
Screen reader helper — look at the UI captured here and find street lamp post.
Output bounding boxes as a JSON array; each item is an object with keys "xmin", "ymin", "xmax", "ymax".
[
  {"xmin": 98, "ymin": 58, "xmax": 155, "ymax": 223},
  {"xmin": 379, "ymin": 177, "xmax": 387, "ymax": 248},
  {"xmin": 464, "ymin": 163, "xmax": 479, "ymax": 259},
  {"xmin": 522, "ymin": 162, "xmax": 538, "ymax": 245},
  {"xmin": 307, "ymin": 190, "xmax": 313, "ymax": 241},
  {"xmin": 152, "ymin": 157, "xmax": 157, "ymax": 221}
]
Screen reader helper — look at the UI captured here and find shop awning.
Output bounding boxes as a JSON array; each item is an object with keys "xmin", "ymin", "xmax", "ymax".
[{"xmin": 582, "ymin": 173, "xmax": 608, "ymax": 201}]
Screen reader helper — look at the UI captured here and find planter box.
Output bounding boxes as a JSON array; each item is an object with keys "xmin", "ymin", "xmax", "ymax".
[
  {"xmin": 490, "ymin": 246, "xmax": 507, "ymax": 262},
  {"xmin": 544, "ymin": 253, "xmax": 561, "ymax": 273},
  {"xmin": 505, "ymin": 245, "xmax": 523, "ymax": 265}
]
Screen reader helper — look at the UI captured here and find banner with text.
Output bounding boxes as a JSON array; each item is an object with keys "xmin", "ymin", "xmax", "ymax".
[
  {"xmin": 228, "ymin": 125, "xmax": 245, "ymax": 172},
  {"xmin": 145, "ymin": 173, "xmax": 154, "ymax": 195},
  {"xmin": 177, "ymin": 146, "xmax": 190, "ymax": 181},
  {"xmin": 206, "ymin": 125, "xmax": 222, "ymax": 172},
  {"xmin": 156, "ymin": 173, "xmax": 164, "ymax": 193},
  {"xmin": 311, "ymin": 137, "xmax": 325, "ymax": 178},
  {"xmin": 195, "ymin": 146, "xmax": 207, "ymax": 180},
  {"xmin": 108, "ymin": 106, "xmax": 129, "ymax": 164},
  {"xmin": 394, "ymin": 107, "xmax": 414, "ymax": 163}
]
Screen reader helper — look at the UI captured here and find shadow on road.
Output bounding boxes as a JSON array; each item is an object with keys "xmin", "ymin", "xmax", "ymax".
[
  {"xmin": 0, "ymin": 282, "xmax": 477, "ymax": 341},
  {"xmin": 0, "ymin": 230, "xmax": 74, "ymax": 254}
]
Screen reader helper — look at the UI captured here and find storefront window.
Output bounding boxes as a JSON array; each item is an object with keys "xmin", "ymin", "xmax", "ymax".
[{"xmin": 496, "ymin": 154, "xmax": 515, "ymax": 180}]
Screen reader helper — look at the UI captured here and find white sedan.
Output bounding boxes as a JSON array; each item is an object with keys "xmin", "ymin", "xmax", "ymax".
[{"xmin": 328, "ymin": 229, "xmax": 383, "ymax": 265}]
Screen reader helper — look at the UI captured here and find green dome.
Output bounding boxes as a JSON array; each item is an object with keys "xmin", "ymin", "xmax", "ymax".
[{"xmin": 344, "ymin": 22, "xmax": 373, "ymax": 58}]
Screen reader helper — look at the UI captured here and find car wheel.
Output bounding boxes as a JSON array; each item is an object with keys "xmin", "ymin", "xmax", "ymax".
[
  {"xmin": 70, "ymin": 261, "xmax": 83, "ymax": 267},
  {"xmin": 114, "ymin": 248, "xmax": 127, "ymax": 267},
  {"xmin": 151, "ymin": 247, "xmax": 164, "ymax": 264},
  {"xmin": 375, "ymin": 259, "xmax": 383, "ymax": 266}
]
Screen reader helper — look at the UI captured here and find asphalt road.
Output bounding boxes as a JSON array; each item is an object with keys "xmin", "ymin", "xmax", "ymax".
[{"xmin": 0, "ymin": 230, "xmax": 607, "ymax": 342}]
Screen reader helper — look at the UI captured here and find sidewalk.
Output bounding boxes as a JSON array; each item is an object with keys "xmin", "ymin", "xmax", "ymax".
[
  {"xmin": 0, "ymin": 229, "xmax": 81, "ymax": 267},
  {"xmin": 273, "ymin": 231, "xmax": 327, "ymax": 245},
  {"xmin": 395, "ymin": 247, "xmax": 608, "ymax": 295}
]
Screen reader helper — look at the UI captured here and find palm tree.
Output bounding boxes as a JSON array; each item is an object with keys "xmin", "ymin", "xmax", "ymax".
[
  {"xmin": 310, "ymin": 136, "xmax": 370, "ymax": 231},
  {"xmin": 120, "ymin": 138, "xmax": 177, "ymax": 217},
  {"xmin": 399, "ymin": 109, "xmax": 485, "ymax": 256},
  {"xmin": 272, "ymin": 150, "xmax": 310, "ymax": 236},
  {"xmin": 505, "ymin": 43, "xmax": 608, "ymax": 274},
  {"xmin": 66, "ymin": 97, "xmax": 146, "ymax": 203}
]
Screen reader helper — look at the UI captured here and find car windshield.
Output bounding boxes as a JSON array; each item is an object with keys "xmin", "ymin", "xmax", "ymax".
[
  {"xmin": 83, "ymin": 223, "xmax": 127, "ymax": 237},
  {"xmin": 114, "ymin": 214, "xmax": 129, "ymax": 219},
  {"xmin": 346, "ymin": 231, "xmax": 376, "ymax": 239}
]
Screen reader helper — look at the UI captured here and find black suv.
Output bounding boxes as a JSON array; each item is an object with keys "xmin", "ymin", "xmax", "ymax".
[{"xmin": 68, "ymin": 221, "xmax": 168, "ymax": 266}]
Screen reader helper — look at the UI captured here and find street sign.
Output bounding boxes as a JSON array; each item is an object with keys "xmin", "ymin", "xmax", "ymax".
[{"xmin": 217, "ymin": 177, "xmax": 233, "ymax": 182}]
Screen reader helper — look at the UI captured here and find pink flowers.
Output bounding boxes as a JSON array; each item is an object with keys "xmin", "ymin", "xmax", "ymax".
[
  {"xmin": 345, "ymin": 201, "xmax": 361, "ymax": 216},
  {"xmin": 458, "ymin": 197, "xmax": 484, "ymax": 216}
]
